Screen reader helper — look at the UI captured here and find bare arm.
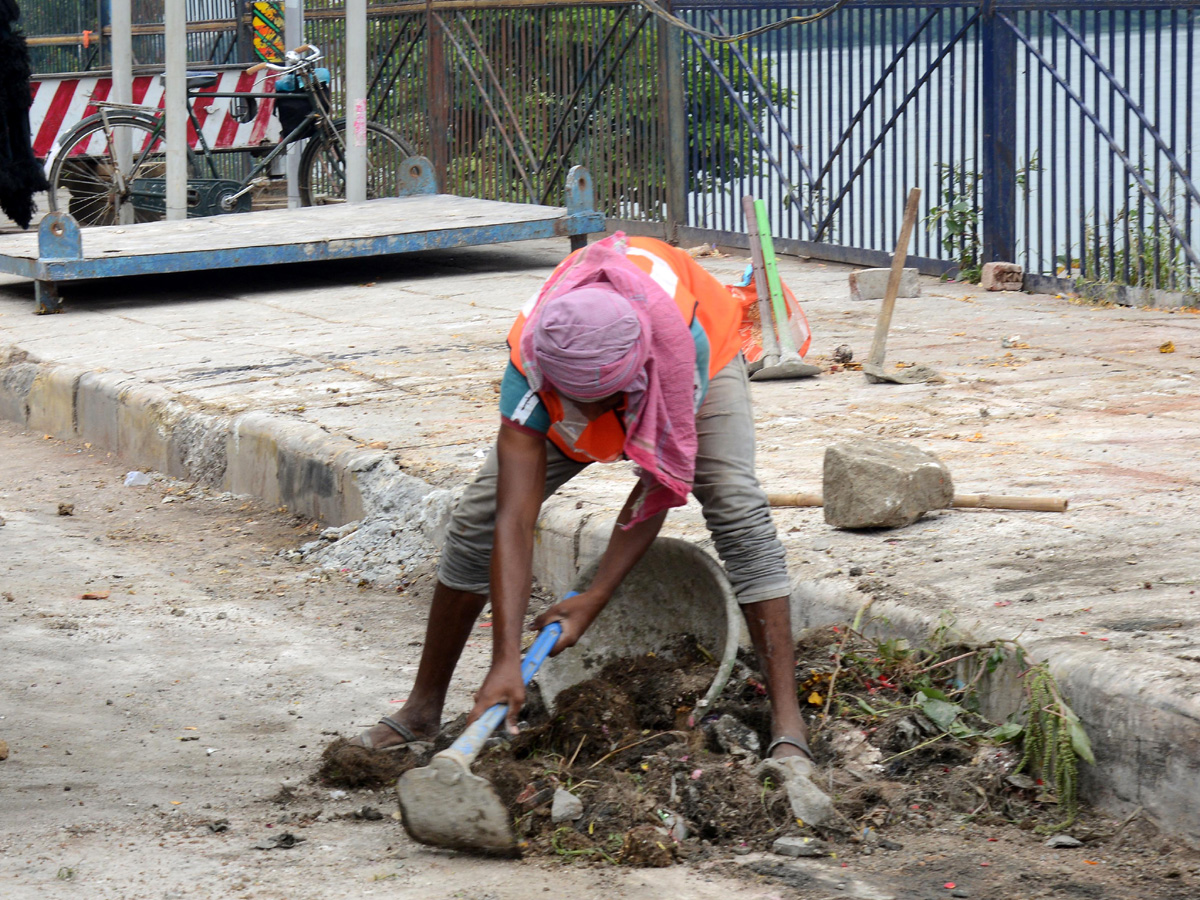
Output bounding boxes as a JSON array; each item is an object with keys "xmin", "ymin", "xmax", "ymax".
[{"xmin": 467, "ymin": 424, "xmax": 546, "ymax": 731}]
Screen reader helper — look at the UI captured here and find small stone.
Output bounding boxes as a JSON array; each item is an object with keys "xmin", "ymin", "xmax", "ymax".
[
  {"xmin": 772, "ymin": 835, "xmax": 827, "ymax": 858},
  {"xmin": 981, "ymin": 261, "xmax": 1024, "ymax": 291},
  {"xmin": 709, "ymin": 714, "xmax": 761, "ymax": 757},
  {"xmin": 0, "ymin": 739, "xmax": 8, "ymax": 760},
  {"xmin": 850, "ymin": 267, "xmax": 920, "ymax": 301},
  {"xmin": 551, "ymin": 789, "xmax": 583, "ymax": 824},
  {"xmin": 0, "ymin": 515, "xmax": 6, "ymax": 526},
  {"xmin": 57, "ymin": 503, "xmax": 74, "ymax": 516},
  {"xmin": 951, "ymin": 891, "xmax": 971, "ymax": 898},
  {"xmin": 216, "ymin": 612, "xmax": 227, "ymax": 620},
  {"xmin": 878, "ymin": 838, "xmax": 903, "ymax": 851},
  {"xmin": 1045, "ymin": 834, "xmax": 1083, "ymax": 848},
  {"xmin": 1019, "ymin": 592, "xmax": 1036, "ymax": 603},
  {"xmin": 831, "ymin": 344, "xmax": 854, "ymax": 364},
  {"xmin": 848, "ymin": 566, "xmax": 864, "ymax": 576},
  {"xmin": 354, "ymin": 806, "xmax": 384, "ymax": 821}
]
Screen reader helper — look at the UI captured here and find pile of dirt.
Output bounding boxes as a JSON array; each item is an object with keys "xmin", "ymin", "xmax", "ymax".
[{"xmin": 317, "ymin": 627, "xmax": 1119, "ymax": 868}]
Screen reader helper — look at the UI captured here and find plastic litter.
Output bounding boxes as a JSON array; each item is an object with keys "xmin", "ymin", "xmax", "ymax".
[{"xmin": 124, "ymin": 471, "xmax": 152, "ymax": 487}]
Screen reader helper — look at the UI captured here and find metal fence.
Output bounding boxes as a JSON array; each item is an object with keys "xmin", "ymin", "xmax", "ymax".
[{"xmin": 20, "ymin": 1, "xmax": 1200, "ymax": 294}]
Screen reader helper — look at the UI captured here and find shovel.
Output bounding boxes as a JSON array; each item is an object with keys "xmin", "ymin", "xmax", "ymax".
[
  {"xmin": 862, "ymin": 187, "xmax": 941, "ymax": 384},
  {"xmin": 743, "ymin": 196, "xmax": 820, "ymax": 381},
  {"xmin": 397, "ymin": 620, "xmax": 563, "ymax": 855}
]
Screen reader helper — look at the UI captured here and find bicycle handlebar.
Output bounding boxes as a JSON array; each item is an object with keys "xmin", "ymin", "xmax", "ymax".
[{"xmin": 246, "ymin": 44, "xmax": 322, "ymax": 76}]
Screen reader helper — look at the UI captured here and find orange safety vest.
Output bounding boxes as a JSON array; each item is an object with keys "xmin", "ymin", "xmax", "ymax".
[{"xmin": 507, "ymin": 237, "xmax": 743, "ymax": 463}]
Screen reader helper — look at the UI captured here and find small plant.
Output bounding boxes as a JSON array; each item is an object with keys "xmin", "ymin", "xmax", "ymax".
[
  {"xmin": 926, "ymin": 156, "xmax": 1040, "ymax": 284},
  {"xmin": 1015, "ymin": 662, "xmax": 1095, "ymax": 832},
  {"xmin": 926, "ymin": 162, "xmax": 982, "ymax": 283},
  {"xmin": 805, "ymin": 604, "xmax": 1092, "ymax": 832},
  {"xmin": 1070, "ymin": 206, "xmax": 1194, "ymax": 293}
]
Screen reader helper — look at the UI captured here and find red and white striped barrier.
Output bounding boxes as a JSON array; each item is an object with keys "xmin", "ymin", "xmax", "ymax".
[{"xmin": 30, "ymin": 67, "xmax": 283, "ymax": 161}]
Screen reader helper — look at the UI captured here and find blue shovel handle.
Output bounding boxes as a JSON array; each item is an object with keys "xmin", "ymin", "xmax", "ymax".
[{"xmin": 444, "ymin": 594, "xmax": 574, "ymax": 765}]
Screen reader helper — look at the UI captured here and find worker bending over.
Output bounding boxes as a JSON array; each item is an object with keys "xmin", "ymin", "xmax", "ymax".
[{"xmin": 352, "ymin": 233, "xmax": 810, "ymax": 763}]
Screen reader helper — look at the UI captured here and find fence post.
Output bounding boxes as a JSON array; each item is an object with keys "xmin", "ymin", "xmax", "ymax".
[
  {"xmin": 981, "ymin": 4, "xmax": 1017, "ymax": 263},
  {"xmin": 658, "ymin": 0, "xmax": 686, "ymax": 242},
  {"xmin": 426, "ymin": 5, "xmax": 451, "ymax": 190}
]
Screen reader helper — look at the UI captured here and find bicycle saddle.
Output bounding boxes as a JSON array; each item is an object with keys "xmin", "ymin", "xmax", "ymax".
[{"xmin": 157, "ymin": 71, "xmax": 219, "ymax": 89}]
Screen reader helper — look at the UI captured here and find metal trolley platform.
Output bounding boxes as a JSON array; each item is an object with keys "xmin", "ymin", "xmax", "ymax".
[{"xmin": 0, "ymin": 158, "xmax": 604, "ymax": 313}]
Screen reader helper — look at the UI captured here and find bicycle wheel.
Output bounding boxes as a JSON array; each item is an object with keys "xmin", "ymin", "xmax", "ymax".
[
  {"xmin": 298, "ymin": 120, "xmax": 415, "ymax": 206},
  {"xmin": 47, "ymin": 113, "xmax": 174, "ymax": 226}
]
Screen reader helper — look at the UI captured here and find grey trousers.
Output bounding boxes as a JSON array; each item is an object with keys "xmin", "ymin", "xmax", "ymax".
[{"xmin": 438, "ymin": 355, "xmax": 790, "ymax": 605}]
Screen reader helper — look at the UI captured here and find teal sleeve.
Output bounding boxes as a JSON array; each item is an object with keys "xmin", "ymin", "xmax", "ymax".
[{"xmin": 498, "ymin": 362, "xmax": 550, "ymax": 434}]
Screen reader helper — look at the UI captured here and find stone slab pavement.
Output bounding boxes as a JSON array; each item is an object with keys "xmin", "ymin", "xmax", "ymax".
[{"xmin": 1, "ymin": 234, "xmax": 1199, "ymax": 842}]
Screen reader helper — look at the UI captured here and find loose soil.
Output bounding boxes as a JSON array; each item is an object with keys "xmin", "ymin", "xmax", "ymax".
[{"xmin": 321, "ymin": 633, "xmax": 1200, "ymax": 899}]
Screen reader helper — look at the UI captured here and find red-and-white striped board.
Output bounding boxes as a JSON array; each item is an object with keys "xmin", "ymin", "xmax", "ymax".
[{"xmin": 30, "ymin": 69, "xmax": 283, "ymax": 161}]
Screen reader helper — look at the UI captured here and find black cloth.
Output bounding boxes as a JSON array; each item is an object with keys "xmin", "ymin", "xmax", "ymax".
[{"xmin": 1, "ymin": 1, "xmax": 50, "ymax": 229}]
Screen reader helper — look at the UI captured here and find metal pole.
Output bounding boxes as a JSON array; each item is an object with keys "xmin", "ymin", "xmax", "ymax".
[
  {"xmin": 981, "ymin": 6, "xmax": 1017, "ymax": 263},
  {"xmin": 658, "ymin": 0, "xmax": 686, "ymax": 242},
  {"xmin": 285, "ymin": 0, "xmax": 304, "ymax": 209},
  {"xmin": 426, "ymin": 2, "xmax": 449, "ymax": 188},
  {"xmin": 111, "ymin": 0, "xmax": 134, "ymax": 224},
  {"xmin": 164, "ymin": 0, "xmax": 188, "ymax": 220},
  {"xmin": 345, "ymin": 0, "xmax": 368, "ymax": 203}
]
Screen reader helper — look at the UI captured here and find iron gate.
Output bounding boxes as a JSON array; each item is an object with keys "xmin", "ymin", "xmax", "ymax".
[{"xmin": 21, "ymin": 1, "xmax": 1200, "ymax": 295}]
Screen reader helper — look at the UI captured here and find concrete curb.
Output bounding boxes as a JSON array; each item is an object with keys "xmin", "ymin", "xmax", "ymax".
[
  {"xmin": 0, "ymin": 345, "xmax": 376, "ymax": 525},
  {"xmin": 2, "ymin": 344, "xmax": 1197, "ymax": 845}
]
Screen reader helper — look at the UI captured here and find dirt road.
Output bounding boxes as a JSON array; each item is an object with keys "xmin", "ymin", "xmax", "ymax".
[
  {"xmin": 2, "ymin": 419, "xmax": 1197, "ymax": 900},
  {"xmin": 0, "ymin": 420, "xmax": 794, "ymax": 899}
]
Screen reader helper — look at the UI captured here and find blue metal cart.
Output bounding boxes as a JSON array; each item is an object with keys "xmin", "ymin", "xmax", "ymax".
[{"xmin": 0, "ymin": 158, "xmax": 604, "ymax": 313}]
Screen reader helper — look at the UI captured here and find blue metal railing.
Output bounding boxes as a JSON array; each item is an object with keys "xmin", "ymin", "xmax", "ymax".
[
  {"xmin": 22, "ymin": 1, "xmax": 1200, "ymax": 294},
  {"xmin": 678, "ymin": 1, "xmax": 1199, "ymax": 292}
]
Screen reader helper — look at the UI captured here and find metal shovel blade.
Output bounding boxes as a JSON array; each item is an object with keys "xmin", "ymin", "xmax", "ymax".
[
  {"xmin": 398, "ymin": 755, "xmax": 518, "ymax": 856},
  {"xmin": 749, "ymin": 355, "xmax": 822, "ymax": 381},
  {"xmin": 862, "ymin": 362, "xmax": 942, "ymax": 384}
]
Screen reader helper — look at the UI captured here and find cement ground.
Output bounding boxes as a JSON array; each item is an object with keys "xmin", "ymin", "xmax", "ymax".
[{"xmin": 1, "ymin": 231, "xmax": 1198, "ymax": 845}]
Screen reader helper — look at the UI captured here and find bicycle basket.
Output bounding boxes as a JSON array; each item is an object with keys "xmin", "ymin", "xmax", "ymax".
[{"xmin": 273, "ymin": 67, "xmax": 331, "ymax": 140}]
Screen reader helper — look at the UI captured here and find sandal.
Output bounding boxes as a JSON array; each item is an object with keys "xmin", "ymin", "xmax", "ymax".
[
  {"xmin": 348, "ymin": 716, "xmax": 423, "ymax": 753},
  {"xmin": 766, "ymin": 734, "xmax": 815, "ymax": 762}
]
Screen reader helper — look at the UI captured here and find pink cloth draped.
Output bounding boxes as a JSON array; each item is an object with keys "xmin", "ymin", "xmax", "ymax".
[{"xmin": 520, "ymin": 233, "xmax": 698, "ymax": 526}]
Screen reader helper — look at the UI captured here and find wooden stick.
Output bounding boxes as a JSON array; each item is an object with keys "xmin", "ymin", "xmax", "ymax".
[
  {"xmin": 866, "ymin": 186, "xmax": 922, "ymax": 372},
  {"xmin": 768, "ymin": 492, "xmax": 1069, "ymax": 513},
  {"xmin": 950, "ymin": 494, "xmax": 1069, "ymax": 513}
]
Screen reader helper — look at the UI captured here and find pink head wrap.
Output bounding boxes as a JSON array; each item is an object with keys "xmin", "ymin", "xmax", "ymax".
[
  {"xmin": 520, "ymin": 233, "xmax": 698, "ymax": 528},
  {"xmin": 528, "ymin": 286, "xmax": 647, "ymax": 401}
]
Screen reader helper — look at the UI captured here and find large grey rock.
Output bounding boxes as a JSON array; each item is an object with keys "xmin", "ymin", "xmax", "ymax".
[
  {"xmin": 849, "ymin": 267, "xmax": 920, "ymax": 302},
  {"xmin": 823, "ymin": 441, "xmax": 953, "ymax": 529}
]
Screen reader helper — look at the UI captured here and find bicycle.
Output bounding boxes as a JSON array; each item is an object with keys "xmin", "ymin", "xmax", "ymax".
[{"xmin": 46, "ymin": 45, "xmax": 414, "ymax": 226}]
